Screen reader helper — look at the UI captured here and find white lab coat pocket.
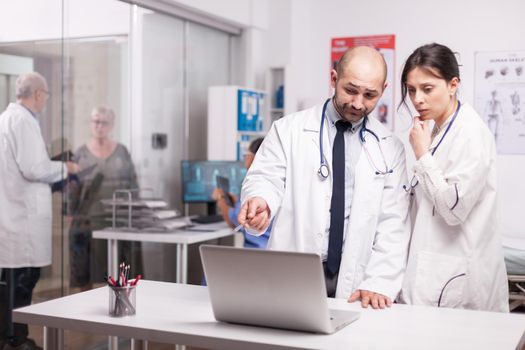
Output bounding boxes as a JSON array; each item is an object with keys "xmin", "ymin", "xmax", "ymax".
[
  {"xmin": 35, "ymin": 186, "xmax": 52, "ymax": 217},
  {"xmin": 413, "ymin": 251, "xmax": 468, "ymax": 308}
]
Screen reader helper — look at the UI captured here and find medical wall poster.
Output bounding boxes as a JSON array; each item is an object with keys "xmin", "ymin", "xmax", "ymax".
[
  {"xmin": 331, "ymin": 35, "xmax": 395, "ymax": 131},
  {"xmin": 474, "ymin": 50, "xmax": 525, "ymax": 154},
  {"xmin": 237, "ymin": 89, "xmax": 264, "ymax": 132}
]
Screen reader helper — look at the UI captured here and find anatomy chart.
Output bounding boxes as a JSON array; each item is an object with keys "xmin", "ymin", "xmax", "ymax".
[{"xmin": 475, "ymin": 50, "xmax": 525, "ymax": 154}]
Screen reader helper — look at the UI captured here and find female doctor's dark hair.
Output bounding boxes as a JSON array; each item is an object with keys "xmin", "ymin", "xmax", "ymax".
[{"xmin": 398, "ymin": 43, "xmax": 461, "ymax": 111}]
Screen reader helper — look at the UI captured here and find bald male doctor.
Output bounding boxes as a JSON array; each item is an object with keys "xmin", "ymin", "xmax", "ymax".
[{"xmin": 238, "ymin": 47, "xmax": 411, "ymax": 309}]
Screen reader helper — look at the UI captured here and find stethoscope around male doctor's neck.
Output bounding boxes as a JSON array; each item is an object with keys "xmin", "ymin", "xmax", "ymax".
[{"xmin": 317, "ymin": 98, "xmax": 393, "ymax": 180}]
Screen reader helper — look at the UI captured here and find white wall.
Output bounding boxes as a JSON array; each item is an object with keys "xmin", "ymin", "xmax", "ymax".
[
  {"xmin": 300, "ymin": 0, "xmax": 525, "ymax": 116},
  {"xmin": 0, "ymin": 0, "xmax": 130, "ymax": 42},
  {"xmin": 265, "ymin": 0, "xmax": 525, "ymax": 236},
  {"xmin": 170, "ymin": 0, "xmax": 268, "ymax": 29},
  {"xmin": 166, "ymin": 0, "xmax": 269, "ymax": 89}
]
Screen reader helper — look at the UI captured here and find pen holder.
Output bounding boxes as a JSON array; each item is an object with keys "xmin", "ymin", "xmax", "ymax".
[{"xmin": 108, "ymin": 285, "xmax": 136, "ymax": 317}]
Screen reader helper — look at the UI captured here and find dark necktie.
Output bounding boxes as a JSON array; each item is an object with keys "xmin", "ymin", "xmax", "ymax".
[{"xmin": 327, "ymin": 120, "xmax": 351, "ymax": 276}]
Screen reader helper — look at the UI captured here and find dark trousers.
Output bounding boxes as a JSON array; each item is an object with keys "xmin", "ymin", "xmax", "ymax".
[
  {"xmin": 322, "ymin": 262, "xmax": 339, "ymax": 298},
  {"xmin": 0, "ymin": 267, "xmax": 41, "ymax": 345}
]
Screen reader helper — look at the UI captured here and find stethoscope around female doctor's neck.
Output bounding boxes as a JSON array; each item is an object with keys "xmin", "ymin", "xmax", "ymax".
[
  {"xmin": 317, "ymin": 98, "xmax": 393, "ymax": 180},
  {"xmin": 403, "ymin": 100, "xmax": 462, "ymax": 195}
]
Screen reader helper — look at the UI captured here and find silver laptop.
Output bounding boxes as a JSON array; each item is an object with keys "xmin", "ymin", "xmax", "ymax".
[{"xmin": 200, "ymin": 245, "xmax": 360, "ymax": 334}]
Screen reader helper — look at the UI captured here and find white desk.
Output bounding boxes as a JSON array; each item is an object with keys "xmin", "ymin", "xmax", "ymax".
[
  {"xmin": 93, "ymin": 223, "xmax": 234, "ymax": 284},
  {"xmin": 13, "ymin": 280, "xmax": 525, "ymax": 350}
]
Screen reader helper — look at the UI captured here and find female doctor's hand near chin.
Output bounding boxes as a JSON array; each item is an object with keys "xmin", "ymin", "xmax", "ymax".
[
  {"xmin": 409, "ymin": 117, "xmax": 432, "ymax": 160},
  {"xmin": 237, "ymin": 196, "xmax": 271, "ymax": 232},
  {"xmin": 348, "ymin": 290, "xmax": 393, "ymax": 309}
]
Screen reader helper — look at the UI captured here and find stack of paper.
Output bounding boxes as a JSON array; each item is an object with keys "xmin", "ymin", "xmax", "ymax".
[{"xmin": 101, "ymin": 194, "xmax": 187, "ymax": 231}]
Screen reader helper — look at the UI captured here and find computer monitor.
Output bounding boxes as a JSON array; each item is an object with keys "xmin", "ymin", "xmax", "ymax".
[{"xmin": 181, "ymin": 160, "xmax": 247, "ymax": 204}]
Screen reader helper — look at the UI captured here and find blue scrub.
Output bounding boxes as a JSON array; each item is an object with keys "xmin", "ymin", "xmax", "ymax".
[{"xmin": 229, "ymin": 201, "xmax": 271, "ymax": 249}]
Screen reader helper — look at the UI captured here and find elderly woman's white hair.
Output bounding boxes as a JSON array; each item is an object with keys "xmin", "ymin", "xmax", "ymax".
[
  {"xmin": 15, "ymin": 72, "xmax": 47, "ymax": 99},
  {"xmin": 91, "ymin": 106, "xmax": 115, "ymax": 123}
]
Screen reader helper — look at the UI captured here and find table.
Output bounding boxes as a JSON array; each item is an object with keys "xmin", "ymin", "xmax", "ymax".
[
  {"xmin": 93, "ymin": 223, "xmax": 235, "ymax": 284},
  {"xmin": 13, "ymin": 280, "xmax": 525, "ymax": 350},
  {"xmin": 93, "ymin": 223, "xmax": 235, "ymax": 350}
]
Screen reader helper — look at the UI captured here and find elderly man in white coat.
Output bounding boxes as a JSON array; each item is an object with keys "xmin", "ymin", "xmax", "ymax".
[
  {"xmin": 0, "ymin": 72, "xmax": 78, "ymax": 350},
  {"xmin": 238, "ymin": 47, "xmax": 411, "ymax": 309}
]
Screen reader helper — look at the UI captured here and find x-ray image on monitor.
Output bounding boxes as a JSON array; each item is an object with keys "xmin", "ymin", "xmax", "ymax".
[{"xmin": 181, "ymin": 160, "xmax": 246, "ymax": 203}]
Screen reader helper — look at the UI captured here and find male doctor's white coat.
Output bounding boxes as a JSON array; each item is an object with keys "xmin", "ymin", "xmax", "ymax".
[
  {"xmin": 0, "ymin": 103, "xmax": 66, "ymax": 268},
  {"xmin": 242, "ymin": 102, "xmax": 411, "ymax": 300}
]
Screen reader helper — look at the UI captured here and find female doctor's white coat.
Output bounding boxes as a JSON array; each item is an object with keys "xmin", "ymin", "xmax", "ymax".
[
  {"xmin": 399, "ymin": 102, "xmax": 509, "ymax": 312},
  {"xmin": 0, "ymin": 103, "xmax": 66, "ymax": 268},
  {"xmin": 242, "ymin": 102, "xmax": 411, "ymax": 300}
]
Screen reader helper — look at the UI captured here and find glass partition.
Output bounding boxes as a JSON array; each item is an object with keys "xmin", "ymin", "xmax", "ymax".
[
  {"xmin": 133, "ymin": 9, "xmax": 186, "ymax": 284},
  {"xmin": 187, "ymin": 22, "xmax": 231, "ymax": 161},
  {"xmin": 0, "ymin": 1, "xmax": 236, "ymax": 348},
  {"xmin": 0, "ymin": 2, "xmax": 68, "ymax": 347}
]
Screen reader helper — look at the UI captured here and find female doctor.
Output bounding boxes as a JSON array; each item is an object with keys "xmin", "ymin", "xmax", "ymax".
[{"xmin": 399, "ymin": 43, "xmax": 509, "ymax": 312}]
